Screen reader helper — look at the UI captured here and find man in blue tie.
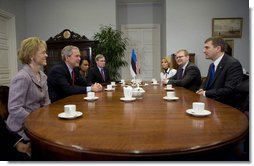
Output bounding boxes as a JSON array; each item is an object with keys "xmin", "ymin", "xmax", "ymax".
[{"xmin": 196, "ymin": 37, "xmax": 243, "ymax": 108}]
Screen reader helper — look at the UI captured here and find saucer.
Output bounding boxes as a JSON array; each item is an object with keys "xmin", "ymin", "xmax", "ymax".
[
  {"xmin": 84, "ymin": 96, "xmax": 99, "ymax": 101},
  {"xmin": 186, "ymin": 109, "xmax": 211, "ymax": 117},
  {"xmin": 163, "ymin": 96, "xmax": 179, "ymax": 101},
  {"xmin": 104, "ymin": 88, "xmax": 115, "ymax": 91},
  {"xmin": 164, "ymin": 88, "xmax": 175, "ymax": 91},
  {"xmin": 58, "ymin": 111, "xmax": 83, "ymax": 119},
  {"xmin": 151, "ymin": 82, "xmax": 159, "ymax": 85},
  {"xmin": 120, "ymin": 97, "xmax": 136, "ymax": 102}
]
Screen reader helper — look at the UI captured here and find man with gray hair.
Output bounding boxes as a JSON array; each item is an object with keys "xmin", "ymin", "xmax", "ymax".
[
  {"xmin": 47, "ymin": 45, "xmax": 102, "ymax": 102},
  {"xmin": 88, "ymin": 54, "xmax": 111, "ymax": 85}
]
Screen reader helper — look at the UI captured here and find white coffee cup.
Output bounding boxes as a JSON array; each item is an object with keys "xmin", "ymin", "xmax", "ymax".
[
  {"xmin": 167, "ymin": 91, "xmax": 175, "ymax": 98},
  {"xmin": 111, "ymin": 81, "xmax": 116, "ymax": 86},
  {"xmin": 87, "ymin": 92, "xmax": 95, "ymax": 98},
  {"xmin": 192, "ymin": 102, "xmax": 205, "ymax": 112},
  {"xmin": 153, "ymin": 80, "xmax": 158, "ymax": 84},
  {"xmin": 107, "ymin": 84, "xmax": 112, "ymax": 90},
  {"xmin": 167, "ymin": 84, "xmax": 172, "ymax": 89},
  {"xmin": 123, "ymin": 86, "xmax": 133, "ymax": 99},
  {"xmin": 64, "ymin": 104, "xmax": 76, "ymax": 116}
]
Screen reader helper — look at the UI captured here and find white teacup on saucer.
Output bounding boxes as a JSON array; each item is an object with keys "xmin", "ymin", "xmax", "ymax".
[
  {"xmin": 64, "ymin": 104, "xmax": 77, "ymax": 117},
  {"xmin": 87, "ymin": 92, "xmax": 95, "ymax": 99},
  {"xmin": 192, "ymin": 102, "xmax": 205, "ymax": 113}
]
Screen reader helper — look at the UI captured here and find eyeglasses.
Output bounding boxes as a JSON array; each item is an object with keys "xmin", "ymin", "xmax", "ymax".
[{"xmin": 175, "ymin": 56, "xmax": 185, "ymax": 59}]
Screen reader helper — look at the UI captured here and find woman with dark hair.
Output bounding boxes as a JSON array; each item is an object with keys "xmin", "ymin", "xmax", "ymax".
[
  {"xmin": 0, "ymin": 86, "xmax": 31, "ymax": 160},
  {"xmin": 79, "ymin": 57, "xmax": 90, "ymax": 80}
]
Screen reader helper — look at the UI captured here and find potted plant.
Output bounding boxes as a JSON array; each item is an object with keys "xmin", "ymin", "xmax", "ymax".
[{"xmin": 93, "ymin": 25, "xmax": 128, "ymax": 81}]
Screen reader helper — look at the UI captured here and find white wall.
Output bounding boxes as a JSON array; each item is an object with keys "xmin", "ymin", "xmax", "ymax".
[
  {"xmin": 116, "ymin": 1, "xmax": 166, "ymax": 56},
  {"xmin": 0, "ymin": 0, "xmax": 250, "ymax": 75},
  {"xmin": 25, "ymin": 0, "xmax": 116, "ymax": 41},
  {"xmin": 0, "ymin": 0, "xmax": 26, "ymax": 43},
  {"xmin": 0, "ymin": 0, "xmax": 27, "ymax": 70},
  {"xmin": 166, "ymin": 0, "xmax": 249, "ymax": 76}
]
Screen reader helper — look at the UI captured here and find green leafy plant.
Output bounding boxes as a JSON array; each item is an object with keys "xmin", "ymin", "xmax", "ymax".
[{"xmin": 93, "ymin": 25, "xmax": 128, "ymax": 81}]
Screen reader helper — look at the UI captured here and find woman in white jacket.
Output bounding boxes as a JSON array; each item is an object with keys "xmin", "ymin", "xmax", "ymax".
[{"xmin": 160, "ymin": 56, "xmax": 177, "ymax": 85}]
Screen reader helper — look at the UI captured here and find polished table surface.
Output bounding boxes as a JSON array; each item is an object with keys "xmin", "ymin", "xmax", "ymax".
[{"xmin": 24, "ymin": 83, "xmax": 248, "ymax": 160}]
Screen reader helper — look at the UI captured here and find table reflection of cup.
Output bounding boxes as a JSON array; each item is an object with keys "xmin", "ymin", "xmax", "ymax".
[
  {"xmin": 167, "ymin": 91, "xmax": 175, "ymax": 98},
  {"xmin": 192, "ymin": 102, "xmax": 205, "ymax": 112},
  {"xmin": 65, "ymin": 122, "xmax": 77, "ymax": 132},
  {"xmin": 192, "ymin": 120, "xmax": 204, "ymax": 129},
  {"xmin": 123, "ymin": 86, "xmax": 133, "ymax": 99},
  {"xmin": 64, "ymin": 104, "xmax": 76, "ymax": 116},
  {"xmin": 107, "ymin": 84, "xmax": 112, "ymax": 90},
  {"xmin": 167, "ymin": 84, "xmax": 172, "ymax": 89},
  {"xmin": 87, "ymin": 92, "xmax": 95, "ymax": 98}
]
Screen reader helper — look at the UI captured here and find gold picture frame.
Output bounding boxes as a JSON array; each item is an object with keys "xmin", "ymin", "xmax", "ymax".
[{"xmin": 212, "ymin": 18, "xmax": 243, "ymax": 38}]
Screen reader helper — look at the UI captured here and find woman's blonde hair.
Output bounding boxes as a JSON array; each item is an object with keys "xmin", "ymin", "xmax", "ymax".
[
  {"xmin": 161, "ymin": 56, "xmax": 173, "ymax": 71},
  {"xmin": 18, "ymin": 37, "xmax": 47, "ymax": 64}
]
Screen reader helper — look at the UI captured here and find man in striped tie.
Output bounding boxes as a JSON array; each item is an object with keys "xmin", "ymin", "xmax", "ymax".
[
  {"xmin": 167, "ymin": 49, "xmax": 202, "ymax": 92},
  {"xmin": 88, "ymin": 54, "xmax": 111, "ymax": 85}
]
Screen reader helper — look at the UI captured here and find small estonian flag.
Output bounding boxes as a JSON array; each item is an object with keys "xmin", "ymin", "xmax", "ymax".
[{"xmin": 130, "ymin": 48, "xmax": 139, "ymax": 78}]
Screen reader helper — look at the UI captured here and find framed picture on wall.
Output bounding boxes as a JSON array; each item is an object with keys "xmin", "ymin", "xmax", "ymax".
[
  {"xmin": 225, "ymin": 39, "xmax": 234, "ymax": 56},
  {"xmin": 212, "ymin": 18, "xmax": 243, "ymax": 38}
]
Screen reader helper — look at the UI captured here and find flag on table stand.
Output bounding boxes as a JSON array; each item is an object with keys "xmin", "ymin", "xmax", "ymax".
[{"xmin": 130, "ymin": 48, "xmax": 139, "ymax": 78}]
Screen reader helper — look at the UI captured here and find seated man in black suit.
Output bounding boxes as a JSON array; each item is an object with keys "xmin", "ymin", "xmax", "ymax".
[
  {"xmin": 47, "ymin": 45, "xmax": 103, "ymax": 102},
  {"xmin": 167, "ymin": 49, "xmax": 201, "ymax": 92},
  {"xmin": 196, "ymin": 37, "xmax": 243, "ymax": 108},
  {"xmin": 88, "ymin": 54, "xmax": 111, "ymax": 85}
]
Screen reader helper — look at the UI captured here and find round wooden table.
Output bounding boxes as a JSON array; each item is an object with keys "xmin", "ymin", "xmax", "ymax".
[{"xmin": 24, "ymin": 83, "xmax": 248, "ymax": 160}]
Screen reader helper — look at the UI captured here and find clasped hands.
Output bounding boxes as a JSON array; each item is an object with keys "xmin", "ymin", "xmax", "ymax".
[{"xmin": 91, "ymin": 83, "xmax": 103, "ymax": 92}]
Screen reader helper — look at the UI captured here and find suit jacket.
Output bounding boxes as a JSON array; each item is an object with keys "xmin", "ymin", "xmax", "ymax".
[
  {"xmin": 47, "ymin": 63, "xmax": 89, "ymax": 102},
  {"xmin": 168, "ymin": 62, "xmax": 201, "ymax": 92},
  {"xmin": 7, "ymin": 64, "xmax": 50, "ymax": 140},
  {"xmin": 0, "ymin": 120, "xmax": 30, "ymax": 160},
  {"xmin": 202, "ymin": 54, "xmax": 243, "ymax": 107},
  {"xmin": 88, "ymin": 66, "xmax": 111, "ymax": 85}
]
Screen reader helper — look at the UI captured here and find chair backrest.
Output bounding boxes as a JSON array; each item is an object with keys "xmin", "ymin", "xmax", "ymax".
[{"xmin": 0, "ymin": 85, "xmax": 9, "ymax": 120}]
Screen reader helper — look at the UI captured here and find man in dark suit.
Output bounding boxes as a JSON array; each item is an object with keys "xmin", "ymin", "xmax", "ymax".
[
  {"xmin": 47, "ymin": 45, "xmax": 102, "ymax": 102},
  {"xmin": 167, "ymin": 49, "xmax": 201, "ymax": 92},
  {"xmin": 196, "ymin": 37, "xmax": 243, "ymax": 107},
  {"xmin": 88, "ymin": 54, "xmax": 111, "ymax": 85}
]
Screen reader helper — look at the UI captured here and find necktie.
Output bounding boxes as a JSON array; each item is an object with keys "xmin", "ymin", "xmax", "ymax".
[
  {"xmin": 206, "ymin": 63, "xmax": 215, "ymax": 89},
  {"xmin": 164, "ymin": 70, "xmax": 168, "ymax": 79},
  {"xmin": 178, "ymin": 68, "xmax": 184, "ymax": 79},
  {"xmin": 71, "ymin": 70, "xmax": 75, "ymax": 85},
  {"xmin": 101, "ymin": 68, "xmax": 105, "ymax": 81}
]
